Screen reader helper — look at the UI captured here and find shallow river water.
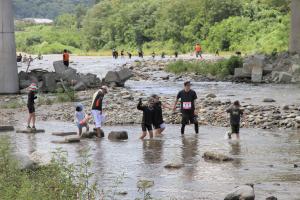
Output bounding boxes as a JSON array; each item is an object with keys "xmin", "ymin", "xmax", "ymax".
[{"xmin": 4, "ymin": 122, "xmax": 300, "ymax": 200}]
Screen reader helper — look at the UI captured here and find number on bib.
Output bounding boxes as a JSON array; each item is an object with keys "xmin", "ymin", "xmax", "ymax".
[{"xmin": 183, "ymin": 102, "xmax": 192, "ymax": 110}]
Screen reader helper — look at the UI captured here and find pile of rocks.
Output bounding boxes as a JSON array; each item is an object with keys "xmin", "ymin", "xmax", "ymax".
[
  {"xmin": 234, "ymin": 52, "xmax": 300, "ymax": 83},
  {"xmin": 19, "ymin": 61, "xmax": 101, "ymax": 92}
]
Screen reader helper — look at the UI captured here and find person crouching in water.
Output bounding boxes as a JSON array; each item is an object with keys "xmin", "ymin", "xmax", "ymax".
[
  {"xmin": 91, "ymin": 86, "xmax": 108, "ymax": 138},
  {"xmin": 75, "ymin": 104, "xmax": 90, "ymax": 137},
  {"xmin": 137, "ymin": 98, "xmax": 155, "ymax": 140},
  {"xmin": 151, "ymin": 94, "xmax": 170, "ymax": 137},
  {"xmin": 226, "ymin": 100, "xmax": 244, "ymax": 140},
  {"xmin": 27, "ymin": 83, "xmax": 38, "ymax": 130}
]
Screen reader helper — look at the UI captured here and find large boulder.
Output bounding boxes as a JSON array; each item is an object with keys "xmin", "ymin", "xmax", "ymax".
[
  {"xmin": 53, "ymin": 61, "xmax": 68, "ymax": 74},
  {"xmin": 278, "ymin": 72, "xmax": 292, "ymax": 83},
  {"xmin": 234, "ymin": 68, "xmax": 251, "ymax": 78},
  {"xmin": 79, "ymin": 73, "xmax": 101, "ymax": 88},
  {"xmin": 243, "ymin": 55, "xmax": 265, "ymax": 74},
  {"xmin": 104, "ymin": 69, "xmax": 133, "ymax": 87},
  {"xmin": 224, "ymin": 184, "xmax": 255, "ymax": 200},
  {"xmin": 108, "ymin": 131, "xmax": 128, "ymax": 140},
  {"xmin": 251, "ymin": 65, "xmax": 263, "ymax": 83},
  {"xmin": 40, "ymin": 73, "xmax": 59, "ymax": 92}
]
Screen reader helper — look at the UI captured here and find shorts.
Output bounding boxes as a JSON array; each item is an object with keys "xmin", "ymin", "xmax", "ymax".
[
  {"xmin": 27, "ymin": 105, "xmax": 35, "ymax": 114},
  {"xmin": 77, "ymin": 122, "xmax": 88, "ymax": 129},
  {"xmin": 196, "ymin": 51, "xmax": 202, "ymax": 57},
  {"xmin": 231, "ymin": 124, "xmax": 240, "ymax": 134},
  {"xmin": 142, "ymin": 124, "xmax": 153, "ymax": 132},
  {"xmin": 63, "ymin": 61, "xmax": 69, "ymax": 67},
  {"xmin": 181, "ymin": 112, "xmax": 198, "ymax": 125},
  {"xmin": 154, "ymin": 123, "xmax": 166, "ymax": 130},
  {"xmin": 92, "ymin": 110, "xmax": 105, "ymax": 128}
]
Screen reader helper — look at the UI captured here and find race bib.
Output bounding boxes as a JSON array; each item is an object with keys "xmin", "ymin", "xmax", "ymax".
[{"xmin": 182, "ymin": 102, "xmax": 192, "ymax": 110}]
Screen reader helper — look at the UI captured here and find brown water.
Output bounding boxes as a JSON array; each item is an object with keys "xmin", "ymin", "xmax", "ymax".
[{"xmin": 4, "ymin": 121, "xmax": 300, "ymax": 200}]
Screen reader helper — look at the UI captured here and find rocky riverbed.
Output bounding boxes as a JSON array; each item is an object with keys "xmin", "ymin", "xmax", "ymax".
[{"xmin": 1, "ymin": 58, "xmax": 300, "ymax": 131}]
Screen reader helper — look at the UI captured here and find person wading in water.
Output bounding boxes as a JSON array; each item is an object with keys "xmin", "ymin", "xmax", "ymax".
[
  {"xmin": 91, "ymin": 86, "xmax": 108, "ymax": 138},
  {"xmin": 173, "ymin": 81, "xmax": 199, "ymax": 135}
]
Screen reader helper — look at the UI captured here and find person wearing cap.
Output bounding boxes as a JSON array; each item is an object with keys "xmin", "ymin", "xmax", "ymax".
[
  {"xmin": 226, "ymin": 100, "xmax": 244, "ymax": 139},
  {"xmin": 173, "ymin": 81, "xmax": 199, "ymax": 135},
  {"xmin": 91, "ymin": 86, "xmax": 108, "ymax": 138},
  {"xmin": 27, "ymin": 83, "xmax": 38, "ymax": 130},
  {"xmin": 151, "ymin": 94, "xmax": 170, "ymax": 137}
]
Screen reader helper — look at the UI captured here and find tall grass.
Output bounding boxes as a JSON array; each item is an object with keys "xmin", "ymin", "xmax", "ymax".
[{"xmin": 166, "ymin": 56, "xmax": 243, "ymax": 78}]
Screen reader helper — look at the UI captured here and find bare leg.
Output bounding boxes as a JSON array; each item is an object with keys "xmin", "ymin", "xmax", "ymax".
[
  {"xmin": 149, "ymin": 131, "xmax": 154, "ymax": 139},
  {"xmin": 236, "ymin": 133, "xmax": 240, "ymax": 140},
  {"xmin": 140, "ymin": 131, "xmax": 147, "ymax": 140},
  {"xmin": 96, "ymin": 128, "xmax": 101, "ymax": 138},
  {"xmin": 27, "ymin": 113, "xmax": 32, "ymax": 127},
  {"xmin": 32, "ymin": 113, "xmax": 36, "ymax": 128}
]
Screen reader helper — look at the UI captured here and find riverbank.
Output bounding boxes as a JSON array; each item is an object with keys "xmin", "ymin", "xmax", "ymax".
[{"xmin": 1, "ymin": 57, "xmax": 300, "ymax": 131}]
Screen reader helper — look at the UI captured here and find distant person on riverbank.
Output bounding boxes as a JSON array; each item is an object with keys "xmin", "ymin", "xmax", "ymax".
[
  {"xmin": 174, "ymin": 51, "xmax": 178, "ymax": 58},
  {"xmin": 152, "ymin": 51, "xmax": 156, "ymax": 59},
  {"xmin": 37, "ymin": 52, "xmax": 43, "ymax": 60},
  {"xmin": 195, "ymin": 43, "xmax": 203, "ymax": 59},
  {"xmin": 17, "ymin": 53, "xmax": 22, "ymax": 62},
  {"xmin": 215, "ymin": 49, "xmax": 220, "ymax": 56},
  {"xmin": 226, "ymin": 100, "xmax": 244, "ymax": 140},
  {"xmin": 63, "ymin": 49, "xmax": 70, "ymax": 67},
  {"xmin": 91, "ymin": 86, "xmax": 108, "ymax": 138},
  {"xmin": 127, "ymin": 52, "xmax": 132, "ymax": 59},
  {"xmin": 161, "ymin": 52, "xmax": 166, "ymax": 59},
  {"xmin": 75, "ymin": 104, "xmax": 90, "ymax": 137},
  {"xmin": 27, "ymin": 83, "xmax": 38, "ymax": 130},
  {"xmin": 121, "ymin": 49, "xmax": 125, "ymax": 58},
  {"xmin": 138, "ymin": 50, "xmax": 144, "ymax": 58},
  {"xmin": 152, "ymin": 94, "xmax": 171, "ymax": 137},
  {"xmin": 137, "ymin": 98, "xmax": 155, "ymax": 140},
  {"xmin": 173, "ymin": 81, "xmax": 199, "ymax": 135},
  {"xmin": 23, "ymin": 54, "xmax": 28, "ymax": 63}
]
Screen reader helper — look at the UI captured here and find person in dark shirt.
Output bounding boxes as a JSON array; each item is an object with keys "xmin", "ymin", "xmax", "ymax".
[
  {"xmin": 127, "ymin": 52, "xmax": 132, "ymax": 59},
  {"xmin": 173, "ymin": 81, "xmax": 199, "ymax": 135},
  {"xmin": 27, "ymin": 83, "xmax": 38, "ymax": 130},
  {"xmin": 91, "ymin": 86, "xmax": 108, "ymax": 138},
  {"xmin": 137, "ymin": 98, "xmax": 155, "ymax": 140},
  {"xmin": 151, "ymin": 94, "xmax": 171, "ymax": 137},
  {"xmin": 226, "ymin": 100, "xmax": 244, "ymax": 139}
]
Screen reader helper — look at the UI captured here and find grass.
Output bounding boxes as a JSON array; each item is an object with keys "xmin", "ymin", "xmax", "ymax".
[{"xmin": 166, "ymin": 56, "xmax": 243, "ymax": 78}]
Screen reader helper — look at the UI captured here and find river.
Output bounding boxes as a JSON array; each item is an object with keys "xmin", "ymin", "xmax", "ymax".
[{"xmin": 12, "ymin": 55, "xmax": 300, "ymax": 199}]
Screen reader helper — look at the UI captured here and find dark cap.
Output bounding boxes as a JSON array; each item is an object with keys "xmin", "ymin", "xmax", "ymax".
[
  {"xmin": 184, "ymin": 81, "xmax": 191, "ymax": 86},
  {"xmin": 151, "ymin": 94, "xmax": 159, "ymax": 98}
]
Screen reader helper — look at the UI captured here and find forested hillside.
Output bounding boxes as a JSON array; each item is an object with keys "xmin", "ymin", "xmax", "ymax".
[
  {"xmin": 15, "ymin": 0, "xmax": 291, "ymax": 54},
  {"xmin": 13, "ymin": 0, "xmax": 94, "ymax": 19}
]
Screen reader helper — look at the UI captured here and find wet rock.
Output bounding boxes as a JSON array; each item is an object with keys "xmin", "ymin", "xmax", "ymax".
[
  {"xmin": 13, "ymin": 153, "xmax": 36, "ymax": 170},
  {"xmin": 164, "ymin": 163, "xmax": 184, "ymax": 169},
  {"xmin": 283, "ymin": 105, "xmax": 290, "ymax": 110},
  {"xmin": 266, "ymin": 196, "xmax": 278, "ymax": 200},
  {"xmin": 65, "ymin": 136, "xmax": 81, "ymax": 143},
  {"xmin": 137, "ymin": 180, "xmax": 154, "ymax": 189},
  {"xmin": 206, "ymin": 93, "xmax": 217, "ymax": 98},
  {"xmin": 52, "ymin": 132, "xmax": 77, "ymax": 136},
  {"xmin": 294, "ymin": 164, "xmax": 298, "ymax": 168},
  {"xmin": 234, "ymin": 68, "xmax": 251, "ymax": 78},
  {"xmin": 16, "ymin": 129, "xmax": 45, "ymax": 134},
  {"xmin": 203, "ymin": 151, "xmax": 234, "ymax": 162},
  {"xmin": 104, "ymin": 68, "xmax": 133, "ymax": 87},
  {"xmin": 81, "ymin": 131, "xmax": 97, "ymax": 139},
  {"xmin": 224, "ymin": 184, "xmax": 255, "ymax": 200},
  {"xmin": 108, "ymin": 131, "xmax": 128, "ymax": 140},
  {"xmin": 263, "ymin": 98, "xmax": 276, "ymax": 103},
  {"xmin": 79, "ymin": 73, "xmax": 101, "ymax": 88},
  {"xmin": 0, "ymin": 125, "xmax": 14, "ymax": 132},
  {"xmin": 29, "ymin": 151, "xmax": 51, "ymax": 167}
]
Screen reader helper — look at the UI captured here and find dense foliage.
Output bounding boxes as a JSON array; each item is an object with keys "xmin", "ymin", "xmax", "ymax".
[
  {"xmin": 15, "ymin": 0, "xmax": 290, "ymax": 54},
  {"xmin": 13, "ymin": 0, "xmax": 94, "ymax": 19}
]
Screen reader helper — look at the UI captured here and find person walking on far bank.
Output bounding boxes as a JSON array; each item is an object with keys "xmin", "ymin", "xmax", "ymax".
[
  {"xmin": 195, "ymin": 43, "xmax": 203, "ymax": 59},
  {"xmin": 27, "ymin": 83, "xmax": 38, "ymax": 130},
  {"xmin": 226, "ymin": 100, "xmax": 244, "ymax": 140},
  {"xmin": 173, "ymin": 81, "xmax": 199, "ymax": 135},
  {"xmin": 63, "ymin": 49, "xmax": 70, "ymax": 67},
  {"xmin": 91, "ymin": 86, "xmax": 108, "ymax": 138}
]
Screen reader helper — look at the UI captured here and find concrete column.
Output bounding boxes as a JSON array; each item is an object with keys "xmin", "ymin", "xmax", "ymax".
[
  {"xmin": 0, "ymin": 0, "xmax": 19, "ymax": 94},
  {"xmin": 290, "ymin": 0, "xmax": 300, "ymax": 54}
]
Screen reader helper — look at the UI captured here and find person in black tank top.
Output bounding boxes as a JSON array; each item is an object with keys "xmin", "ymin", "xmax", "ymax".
[
  {"xmin": 173, "ymin": 81, "xmax": 199, "ymax": 135},
  {"xmin": 137, "ymin": 98, "xmax": 155, "ymax": 140}
]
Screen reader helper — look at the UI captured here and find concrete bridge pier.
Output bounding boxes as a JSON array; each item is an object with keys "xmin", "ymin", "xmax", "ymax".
[
  {"xmin": 0, "ymin": 0, "xmax": 19, "ymax": 94},
  {"xmin": 290, "ymin": 0, "xmax": 300, "ymax": 54}
]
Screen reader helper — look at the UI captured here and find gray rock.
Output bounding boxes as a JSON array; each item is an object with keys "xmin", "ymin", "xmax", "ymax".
[
  {"xmin": 52, "ymin": 132, "xmax": 77, "ymax": 136},
  {"xmin": 266, "ymin": 196, "xmax": 278, "ymax": 200},
  {"xmin": 65, "ymin": 136, "xmax": 81, "ymax": 143},
  {"xmin": 29, "ymin": 151, "xmax": 51, "ymax": 167},
  {"xmin": 73, "ymin": 81, "xmax": 87, "ymax": 91},
  {"xmin": 118, "ymin": 68, "xmax": 133, "ymax": 82},
  {"xmin": 79, "ymin": 73, "xmax": 101, "ymax": 87},
  {"xmin": 252, "ymin": 65, "xmax": 263, "ymax": 83},
  {"xmin": 164, "ymin": 163, "xmax": 184, "ymax": 169},
  {"xmin": 0, "ymin": 125, "xmax": 14, "ymax": 132},
  {"xmin": 203, "ymin": 151, "xmax": 234, "ymax": 162},
  {"xmin": 40, "ymin": 73, "xmax": 58, "ymax": 92},
  {"xmin": 108, "ymin": 131, "xmax": 128, "ymax": 140},
  {"xmin": 278, "ymin": 72, "xmax": 292, "ymax": 83},
  {"xmin": 224, "ymin": 184, "xmax": 255, "ymax": 200},
  {"xmin": 104, "ymin": 69, "xmax": 133, "ymax": 87},
  {"xmin": 53, "ymin": 61, "xmax": 68, "ymax": 74},
  {"xmin": 234, "ymin": 68, "xmax": 251, "ymax": 78},
  {"xmin": 206, "ymin": 93, "xmax": 217, "ymax": 98},
  {"xmin": 263, "ymin": 98, "xmax": 276, "ymax": 103},
  {"xmin": 105, "ymin": 71, "xmax": 121, "ymax": 84},
  {"xmin": 263, "ymin": 64, "xmax": 273, "ymax": 74},
  {"xmin": 14, "ymin": 153, "xmax": 36, "ymax": 170}
]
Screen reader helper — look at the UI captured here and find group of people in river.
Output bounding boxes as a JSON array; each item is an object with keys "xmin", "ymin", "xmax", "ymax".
[{"xmin": 27, "ymin": 80, "xmax": 243, "ymax": 140}]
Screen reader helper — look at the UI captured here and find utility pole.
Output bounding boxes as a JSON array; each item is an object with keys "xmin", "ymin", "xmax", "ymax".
[
  {"xmin": 0, "ymin": 0, "xmax": 19, "ymax": 94},
  {"xmin": 290, "ymin": 0, "xmax": 300, "ymax": 54}
]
